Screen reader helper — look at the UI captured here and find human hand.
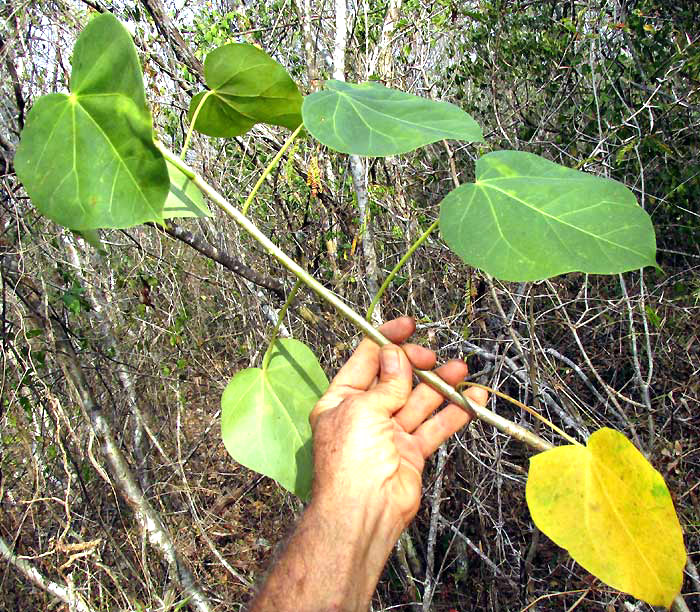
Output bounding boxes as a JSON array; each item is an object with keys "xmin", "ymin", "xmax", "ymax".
[
  {"xmin": 309, "ymin": 316, "xmax": 488, "ymax": 530},
  {"xmin": 250, "ymin": 317, "xmax": 489, "ymax": 612}
]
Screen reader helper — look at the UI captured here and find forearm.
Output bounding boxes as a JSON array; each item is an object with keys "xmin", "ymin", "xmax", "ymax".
[{"xmin": 249, "ymin": 496, "xmax": 403, "ymax": 612}]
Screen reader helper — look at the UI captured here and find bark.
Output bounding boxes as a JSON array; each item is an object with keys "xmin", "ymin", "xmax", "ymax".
[
  {"xmin": 0, "ymin": 130, "xmax": 15, "ymax": 174},
  {"xmin": 154, "ymin": 220, "xmax": 286, "ymax": 298},
  {"xmin": 332, "ymin": 0, "xmax": 382, "ymax": 324},
  {"xmin": 0, "ymin": 537, "xmax": 97, "ymax": 612},
  {"xmin": 295, "ymin": 0, "xmax": 318, "ymax": 87},
  {"xmin": 0, "ymin": 34, "xmax": 25, "ymax": 131},
  {"xmin": 295, "ymin": 0, "xmax": 340, "ymax": 281},
  {"xmin": 62, "ymin": 234, "xmax": 151, "ymax": 492},
  {"xmin": 141, "ymin": 0, "xmax": 205, "ymax": 82},
  {"xmin": 368, "ymin": 0, "xmax": 403, "ymax": 85},
  {"xmin": 422, "ymin": 444, "xmax": 447, "ymax": 612}
]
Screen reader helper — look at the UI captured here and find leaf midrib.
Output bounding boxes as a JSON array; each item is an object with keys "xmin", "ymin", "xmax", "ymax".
[
  {"xmin": 260, "ymin": 353, "xmax": 309, "ymax": 447},
  {"xmin": 588, "ymin": 456, "xmax": 665, "ymax": 591},
  {"xmin": 338, "ymin": 90, "xmax": 475, "ymax": 139},
  {"xmin": 75, "ymin": 94, "xmax": 161, "ymax": 221},
  {"xmin": 478, "ymin": 182, "xmax": 648, "ymax": 259}
]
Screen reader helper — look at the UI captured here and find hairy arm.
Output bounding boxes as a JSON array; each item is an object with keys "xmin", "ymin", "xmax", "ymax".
[{"xmin": 249, "ymin": 493, "xmax": 401, "ymax": 611}]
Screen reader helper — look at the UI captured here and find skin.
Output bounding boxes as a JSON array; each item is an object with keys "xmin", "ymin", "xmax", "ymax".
[{"xmin": 249, "ymin": 317, "xmax": 489, "ymax": 612}]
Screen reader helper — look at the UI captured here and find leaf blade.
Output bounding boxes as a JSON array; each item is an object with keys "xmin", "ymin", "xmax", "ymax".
[
  {"xmin": 526, "ymin": 428, "xmax": 686, "ymax": 607},
  {"xmin": 221, "ymin": 339, "xmax": 328, "ymax": 500},
  {"xmin": 302, "ymin": 80, "xmax": 483, "ymax": 156},
  {"xmin": 14, "ymin": 13, "xmax": 168, "ymax": 231},
  {"xmin": 439, "ymin": 151, "xmax": 657, "ymax": 280},
  {"xmin": 163, "ymin": 160, "xmax": 210, "ymax": 218},
  {"xmin": 189, "ymin": 44, "xmax": 303, "ymax": 137}
]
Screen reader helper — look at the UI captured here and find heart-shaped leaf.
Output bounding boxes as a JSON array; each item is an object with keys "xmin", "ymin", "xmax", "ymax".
[
  {"xmin": 221, "ymin": 339, "xmax": 328, "ymax": 500},
  {"xmin": 188, "ymin": 43, "xmax": 303, "ymax": 138},
  {"xmin": 14, "ymin": 13, "xmax": 168, "ymax": 231},
  {"xmin": 302, "ymin": 80, "xmax": 483, "ymax": 157},
  {"xmin": 439, "ymin": 151, "xmax": 657, "ymax": 281},
  {"xmin": 163, "ymin": 160, "xmax": 210, "ymax": 218},
  {"xmin": 526, "ymin": 428, "xmax": 686, "ymax": 608}
]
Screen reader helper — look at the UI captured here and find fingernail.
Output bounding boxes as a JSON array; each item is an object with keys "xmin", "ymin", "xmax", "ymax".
[{"xmin": 381, "ymin": 345, "xmax": 400, "ymax": 374}]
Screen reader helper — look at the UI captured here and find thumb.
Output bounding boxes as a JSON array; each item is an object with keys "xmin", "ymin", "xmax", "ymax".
[{"xmin": 361, "ymin": 344, "xmax": 413, "ymax": 416}]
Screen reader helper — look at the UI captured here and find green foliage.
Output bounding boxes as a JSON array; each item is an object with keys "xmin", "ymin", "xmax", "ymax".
[
  {"xmin": 163, "ymin": 160, "xmax": 210, "ymax": 218},
  {"xmin": 302, "ymin": 80, "xmax": 483, "ymax": 156},
  {"xmin": 188, "ymin": 43, "xmax": 303, "ymax": 138},
  {"xmin": 445, "ymin": 0, "xmax": 700, "ymax": 259},
  {"xmin": 221, "ymin": 339, "xmax": 328, "ymax": 499},
  {"xmin": 645, "ymin": 305, "xmax": 662, "ymax": 328},
  {"xmin": 61, "ymin": 282, "xmax": 90, "ymax": 315},
  {"xmin": 439, "ymin": 151, "xmax": 658, "ymax": 281},
  {"xmin": 191, "ymin": 7, "xmax": 238, "ymax": 51},
  {"xmin": 14, "ymin": 13, "xmax": 169, "ymax": 230},
  {"xmin": 167, "ymin": 309, "xmax": 190, "ymax": 347},
  {"xmin": 526, "ymin": 428, "xmax": 686, "ymax": 608}
]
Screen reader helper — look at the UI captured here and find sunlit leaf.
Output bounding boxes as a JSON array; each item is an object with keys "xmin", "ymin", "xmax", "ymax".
[
  {"xmin": 14, "ymin": 13, "xmax": 168, "ymax": 231},
  {"xmin": 221, "ymin": 339, "xmax": 328, "ymax": 500},
  {"xmin": 188, "ymin": 43, "xmax": 303, "ymax": 137},
  {"xmin": 302, "ymin": 80, "xmax": 483, "ymax": 156},
  {"xmin": 162, "ymin": 160, "xmax": 210, "ymax": 218},
  {"xmin": 526, "ymin": 428, "xmax": 686, "ymax": 608},
  {"xmin": 439, "ymin": 151, "xmax": 657, "ymax": 281}
]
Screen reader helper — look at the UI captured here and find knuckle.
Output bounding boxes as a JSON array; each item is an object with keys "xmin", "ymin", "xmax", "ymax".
[{"xmin": 382, "ymin": 380, "xmax": 411, "ymax": 404}]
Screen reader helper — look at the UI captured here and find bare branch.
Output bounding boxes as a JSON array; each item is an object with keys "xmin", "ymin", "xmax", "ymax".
[
  {"xmin": 1, "ymin": 252, "xmax": 215, "ymax": 612},
  {"xmin": 141, "ymin": 0, "xmax": 205, "ymax": 82},
  {"xmin": 154, "ymin": 219, "xmax": 286, "ymax": 298},
  {"xmin": 0, "ymin": 536, "xmax": 97, "ymax": 612}
]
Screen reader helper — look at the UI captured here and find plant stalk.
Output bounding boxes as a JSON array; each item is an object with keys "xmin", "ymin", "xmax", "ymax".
[
  {"xmin": 242, "ymin": 124, "xmax": 304, "ymax": 216},
  {"xmin": 181, "ymin": 90, "xmax": 213, "ymax": 159},
  {"xmin": 366, "ymin": 219, "xmax": 439, "ymax": 322},
  {"xmin": 263, "ymin": 280, "xmax": 302, "ymax": 369},
  {"xmin": 156, "ymin": 143, "xmax": 553, "ymax": 453}
]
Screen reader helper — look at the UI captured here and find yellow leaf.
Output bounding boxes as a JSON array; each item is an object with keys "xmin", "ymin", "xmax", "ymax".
[{"xmin": 526, "ymin": 428, "xmax": 686, "ymax": 608}]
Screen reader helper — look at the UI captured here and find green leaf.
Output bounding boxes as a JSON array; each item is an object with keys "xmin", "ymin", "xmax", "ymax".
[
  {"xmin": 644, "ymin": 305, "xmax": 662, "ymax": 329},
  {"xmin": 526, "ymin": 428, "xmax": 686, "ymax": 608},
  {"xmin": 188, "ymin": 43, "xmax": 303, "ymax": 137},
  {"xmin": 14, "ymin": 13, "xmax": 168, "ymax": 231},
  {"xmin": 162, "ymin": 160, "xmax": 210, "ymax": 218},
  {"xmin": 302, "ymin": 80, "xmax": 483, "ymax": 157},
  {"xmin": 221, "ymin": 339, "xmax": 328, "ymax": 500},
  {"xmin": 439, "ymin": 151, "xmax": 657, "ymax": 281}
]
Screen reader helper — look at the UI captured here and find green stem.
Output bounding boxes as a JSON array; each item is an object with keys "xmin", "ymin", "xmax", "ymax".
[
  {"xmin": 242, "ymin": 124, "xmax": 303, "ymax": 216},
  {"xmin": 366, "ymin": 219, "xmax": 439, "ymax": 322},
  {"xmin": 262, "ymin": 280, "xmax": 302, "ymax": 370},
  {"xmin": 181, "ymin": 90, "xmax": 214, "ymax": 159},
  {"xmin": 156, "ymin": 143, "xmax": 553, "ymax": 453}
]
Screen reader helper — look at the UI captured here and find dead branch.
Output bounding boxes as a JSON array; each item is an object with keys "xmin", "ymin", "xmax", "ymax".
[{"xmin": 1, "ymin": 252, "xmax": 214, "ymax": 612}]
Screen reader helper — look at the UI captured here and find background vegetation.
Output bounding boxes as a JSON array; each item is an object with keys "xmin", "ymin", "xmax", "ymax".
[{"xmin": 1, "ymin": 0, "xmax": 698, "ymax": 610}]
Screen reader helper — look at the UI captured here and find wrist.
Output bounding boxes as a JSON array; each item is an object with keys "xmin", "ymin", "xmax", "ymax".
[
  {"xmin": 305, "ymin": 493, "xmax": 403, "ymax": 607},
  {"xmin": 250, "ymin": 490, "xmax": 405, "ymax": 612},
  {"xmin": 310, "ymin": 487, "xmax": 405, "ymax": 547}
]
